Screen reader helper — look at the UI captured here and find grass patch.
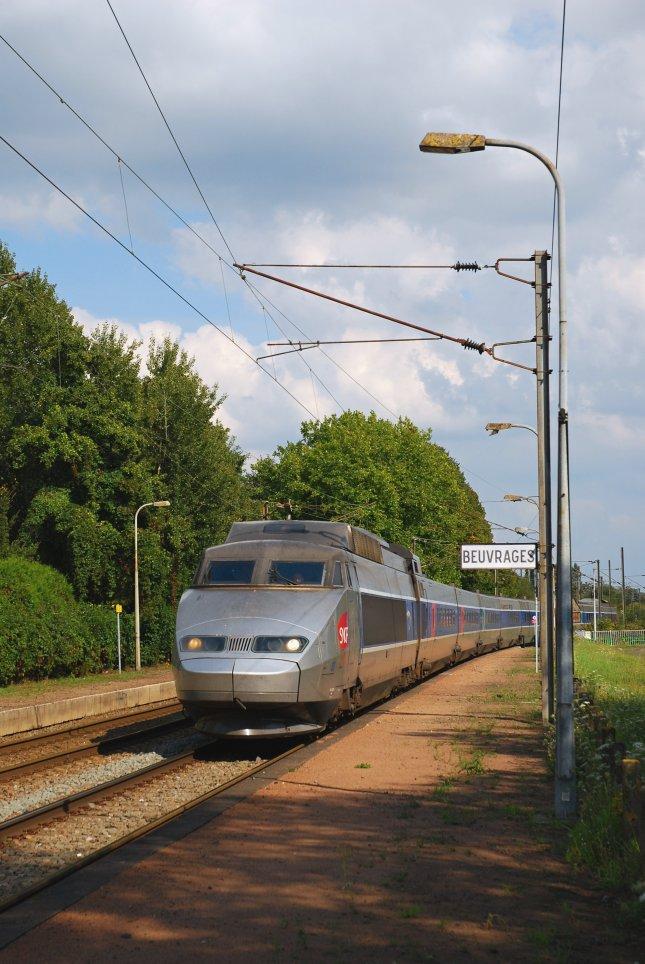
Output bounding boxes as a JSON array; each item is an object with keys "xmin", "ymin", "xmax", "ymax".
[
  {"xmin": 564, "ymin": 642, "xmax": 644, "ymax": 925},
  {"xmin": 432, "ymin": 778, "xmax": 454, "ymax": 801},
  {"xmin": 354, "ymin": 762, "xmax": 372, "ymax": 769},
  {"xmin": 400, "ymin": 905, "xmax": 422, "ymax": 919},
  {"xmin": 567, "ymin": 780, "xmax": 641, "ymax": 890},
  {"xmin": 458, "ymin": 748, "xmax": 486, "ymax": 775},
  {"xmin": 574, "ymin": 641, "xmax": 645, "ymax": 760},
  {"xmin": 0, "ymin": 663, "xmax": 171, "ymax": 702}
]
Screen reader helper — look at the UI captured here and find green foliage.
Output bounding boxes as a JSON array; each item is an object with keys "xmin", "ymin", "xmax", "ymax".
[
  {"xmin": 251, "ymin": 411, "xmax": 529, "ymax": 596},
  {"xmin": 0, "ymin": 241, "xmax": 250, "ymax": 683},
  {"xmin": 574, "ymin": 642, "xmax": 645, "ymax": 762},
  {"xmin": 561, "ymin": 644, "xmax": 645, "ymax": 902},
  {"xmin": 567, "ymin": 780, "xmax": 641, "ymax": 890},
  {"xmin": 0, "ymin": 556, "xmax": 114, "ymax": 684}
]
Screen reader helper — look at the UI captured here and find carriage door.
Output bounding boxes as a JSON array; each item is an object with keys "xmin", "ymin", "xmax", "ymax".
[{"xmin": 341, "ymin": 562, "xmax": 362, "ymax": 687}]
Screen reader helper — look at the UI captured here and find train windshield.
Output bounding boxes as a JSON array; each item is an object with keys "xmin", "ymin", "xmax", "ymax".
[
  {"xmin": 205, "ymin": 560, "xmax": 255, "ymax": 584},
  {"xmin": 268, "ymin": 561, "xmax": 325, "ymax": 586}
]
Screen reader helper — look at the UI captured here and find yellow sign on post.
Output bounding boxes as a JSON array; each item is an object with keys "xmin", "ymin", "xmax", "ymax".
[{"xmin": 114, "ymin": 604, "xmax": 123, "ymax": 671}]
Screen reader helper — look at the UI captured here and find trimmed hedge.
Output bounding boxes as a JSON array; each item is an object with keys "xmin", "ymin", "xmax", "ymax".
[{"xmin": 0, "ymin": 557, "xmax": 173, "ymax": 685}]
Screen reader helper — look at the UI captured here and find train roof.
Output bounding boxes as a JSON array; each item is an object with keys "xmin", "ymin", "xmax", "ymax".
[{"xmin": 226, "ymin": 520, "xmax": 416, "ymax": 570}]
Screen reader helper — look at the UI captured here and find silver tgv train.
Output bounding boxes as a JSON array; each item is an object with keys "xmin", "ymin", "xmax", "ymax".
[{"xmin": 173, "ymin": 520, "xmax": 536, "ymax": 738}]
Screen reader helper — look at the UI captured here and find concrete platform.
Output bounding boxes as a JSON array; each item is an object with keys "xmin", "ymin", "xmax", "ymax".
[{"xmin": 0, "ymin": 680, "xmax": 176, "ymax": 738}]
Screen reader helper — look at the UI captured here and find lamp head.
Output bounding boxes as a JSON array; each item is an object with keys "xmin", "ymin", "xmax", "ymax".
[
  {"xmin": 154, "ymin": 500, "xmax": 171, "ymax": 507},
  {"xmin": 419, "ymin": 132, "xmax": 486, "ymax": 155},
  {"xmin": 485, "ymin": 421, "xmax": 512, "ymax": 435},
  {"xmin": 504, "ymin": 494, "xmax": 522, "ymax": 503}
]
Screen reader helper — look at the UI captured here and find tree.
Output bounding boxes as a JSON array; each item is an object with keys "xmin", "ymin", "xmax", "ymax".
[
  {"xmin": 0, "ymin": 241, "xmax": 251, "ymax": 663},
  {"xmin": 250, "ymin": 411, "xmax": 530, "ymax": 596}
]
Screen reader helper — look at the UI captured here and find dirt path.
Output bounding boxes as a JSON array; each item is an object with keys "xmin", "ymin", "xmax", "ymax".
[{"xmin": 1, "ymin": 648, "xmax": 632, "ymax": 962}]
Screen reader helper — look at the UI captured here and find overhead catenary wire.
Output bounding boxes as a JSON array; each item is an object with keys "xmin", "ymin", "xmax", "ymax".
[
  {"xmin": 104, "ymin": 0, "xmax": 236, "ymax": 265},
  {"xmin": 257, "ymin": 335, "xmax": 442, "ymax": 361},
  {"xmin": 242, "ymin": 278, "xmax": 398, "ymax": 419},
  {"xmin": 0, "ymin": 133, "xmax": 317, "ymax": 420},
  {"xmin": 0, "ymin": 34, "xmax": 522, "ymax": 500},
  {"xmin": 103, "ymin": 6, "xmax": 354, "ymax": 417},
  {"xmin": 244, "ymin": 262, "xmax": 484, "ymax": 271},
  {"xmin": 238, "ymin": 264, "xmax": 535, "ymax": 374},
  {"xmin": 0, "ymin": 33, "xmax": 382, "ymax": 422},
  {"xmin": 116, "ymin": 158, "xmax": 134, "ymax": 252}
]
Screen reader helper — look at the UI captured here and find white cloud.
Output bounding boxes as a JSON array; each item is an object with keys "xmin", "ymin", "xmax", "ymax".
[{"xmin": 0, "ymin": 192, "xmax": 82, "ymax": 232}]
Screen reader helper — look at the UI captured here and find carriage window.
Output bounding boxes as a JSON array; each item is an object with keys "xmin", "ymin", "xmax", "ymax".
[
  {"xmin": 204, "ymin": 560, "xmax": 255, "ymax": 584},
  {"xmin": 268, "ymin": 561, "xmax": 325, "ymax": 586},
  {"xmin": 332, "ymin": 562, "xmax": 344, "ymax": 587}
]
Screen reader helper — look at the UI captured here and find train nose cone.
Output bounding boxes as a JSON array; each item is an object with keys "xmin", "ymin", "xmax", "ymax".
[{"xmin": 233, "ymin": 658, "xmax": 300, "ymax": 703}]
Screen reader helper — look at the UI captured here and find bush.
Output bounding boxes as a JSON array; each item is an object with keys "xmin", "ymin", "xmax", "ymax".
[{"xmin": 0, "ymin": 556, "xmax": 153, "ymax": 684}]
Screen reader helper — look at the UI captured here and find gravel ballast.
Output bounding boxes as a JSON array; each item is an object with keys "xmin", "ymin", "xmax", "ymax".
[
  {"xmin": 0, "ymin": 729, "xmax": 209, "ymax": 822},
  {"xmin": 0, "ymin": 750, "xmax": 263, "ymax": 905}
]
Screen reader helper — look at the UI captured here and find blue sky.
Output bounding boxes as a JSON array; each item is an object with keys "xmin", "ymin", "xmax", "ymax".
[{"xmin": 1, "ymin": 0, "xmax": 644, "ymax": 589}]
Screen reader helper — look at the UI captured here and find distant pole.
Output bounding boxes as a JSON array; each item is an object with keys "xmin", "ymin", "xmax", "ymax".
[
  {"xmin": 535, "ymin": 250, "xmax": 554, "ymax": 722},
  {"xmin": 621, "ymin": 547, "xmax": 626, "ymax": 627},
  {"xmin": 608, "ymin": 560, "xmax": 612, "ymax": 612},
  {"xmin": 599, "ymin": 569, "xmax": 603, "ymax": 621},
  {"xmin": 594, "ymin": 560, "xmax": 600, "ymax": 635}
]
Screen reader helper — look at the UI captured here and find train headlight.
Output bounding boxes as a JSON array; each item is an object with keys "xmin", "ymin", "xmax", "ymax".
[
  {"xmin": 179, "ymin": 635, "xmax": 226, "ymax": 653},
  {"xmin": 253, "ymin": 636, "xmax": 309, "ymax": 654}
]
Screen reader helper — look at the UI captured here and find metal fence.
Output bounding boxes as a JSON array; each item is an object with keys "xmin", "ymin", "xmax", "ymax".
[{"xmin": 576, "ymin": 629, "xmax": 645, "ymax": 645}]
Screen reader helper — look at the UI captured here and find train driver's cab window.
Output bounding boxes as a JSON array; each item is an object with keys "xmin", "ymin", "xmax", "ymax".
[
  {"xmin": 205, "ymin": 560, "xmax": 255, "ymax": 584},
  {"xmin": 268, "ymin": 561, "xmax": 325, "ymax": 586},
  {"xmin": 332, "ymin": 562, "xmax": 344, "ymax": 587}
]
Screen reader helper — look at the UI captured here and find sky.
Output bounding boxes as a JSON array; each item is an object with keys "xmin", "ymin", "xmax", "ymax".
[{"xmin": 1, "ymin": 0, "xmax": 644, "ymax": 591}]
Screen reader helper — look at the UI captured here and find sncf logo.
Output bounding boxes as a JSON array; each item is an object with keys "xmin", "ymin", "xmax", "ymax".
[{"xmin": 337, "ymin": 611, "xmax": 349, "ymax": 650}]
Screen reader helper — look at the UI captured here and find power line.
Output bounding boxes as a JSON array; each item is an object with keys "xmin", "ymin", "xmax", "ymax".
[
  {"xmin": 0, "ymin": 35, "xmax": 521, "ymax": 501},
  {"xmin": 103, "ymin": 6, "xmax": 352, "ymax": 418},
  {"xmin": 0, "ymin": 33, "xmax": 231, "ymax": 265},
  {"xmin": 242, "ymin": 278, "xmax": 398, "ymax": 419},
  {"xmin": 257, "ymin": 336, "xmax": 442, "ymax": 361},
  {"xmin": 238, "ymin": 265, "xmax": 535, "ymax": 374},
  {"xmin": 104, "ymin": 0, "xmax": 236, "ymax": 264},
  {"xmin": 243, "ymin": 261, "xmax": 484, "ymax": 271},
  {"xmin": 549, "ymin": 0, "xmax": 567, "ymax": 283},
  {"xmin": 0, "ymin": 133, "xmax": 317, "ymax": 421},
  {"xmin": 0, "ymin": 32, "xmax": 345, "ymax": 416}
]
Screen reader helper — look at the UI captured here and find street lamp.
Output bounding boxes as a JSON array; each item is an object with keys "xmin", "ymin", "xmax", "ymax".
[
  {"xmin": 421, "ymin": 130, "xmax": 576, "ymax": 818},
  {"xmin": 486, "ymin": 421, "xmax": 537, "ymax": 438},
  {"xmin": 504, "ymin": 493, "xmax": 539, "ymax": 508},
  {"xmin": 134, "ymin": 500, "xmax": 170, "ymax": 672}
]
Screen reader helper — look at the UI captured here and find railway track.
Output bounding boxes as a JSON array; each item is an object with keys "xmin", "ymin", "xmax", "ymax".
[
  {"xmin": 0, "ymin": 699, "xmax": 182, "ymax": 754},
  {"xmin": 0, "ymin": 737, "xmax": 219, "ymax": 841},
  {"xmin": 0, "ymin": 739, "xmax": 304, "ymax": 914},
  {"xmin": 0, "ymin": 711, "xmax": 188, "ymax": 783}
]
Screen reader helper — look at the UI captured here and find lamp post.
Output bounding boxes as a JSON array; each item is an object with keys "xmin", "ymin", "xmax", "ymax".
[
  {"xmin": 486, "ymin": 422, "xmax": 537, "ymax": 438},
  {"xmin": 503, "ymin": 493, "xmax": 539, "ymax": 508},
  {"xmin": 420, "ymin": 131, "xmax": 576, "ymax": 817},
  {"xmin": 134, "ymin": 500, "xmax": 170, "ymax": 671}
]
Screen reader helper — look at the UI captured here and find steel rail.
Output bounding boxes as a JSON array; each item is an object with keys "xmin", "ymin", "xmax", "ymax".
[
  {"xmin": 0, "ymin": 739, "xmax": 220, "ymax": 842},
  {"xmin": 0, "ymin": 701, "xmax": 182, "ymax": 754},
  {"xmin": 0, "ymin": 741, "xmax": 305, "ymax": 915},
  {"xmin": 0, "ymin": 714, "xmax": 188, "ymax": 784}
]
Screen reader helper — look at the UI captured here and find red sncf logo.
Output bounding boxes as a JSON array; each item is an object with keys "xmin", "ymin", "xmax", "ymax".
[{"xmin": 337, "ymin": 611, "xmax": 349, "ymax": 650}]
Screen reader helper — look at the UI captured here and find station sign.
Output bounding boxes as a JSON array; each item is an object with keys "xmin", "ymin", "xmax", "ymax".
[{"xmin": 460, "ymin": 543, "xmax": 537, "ymax": 571}]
